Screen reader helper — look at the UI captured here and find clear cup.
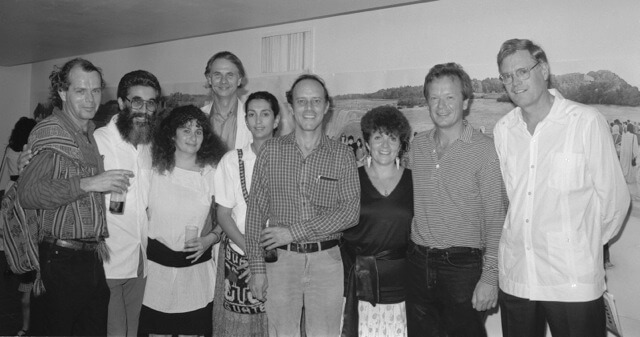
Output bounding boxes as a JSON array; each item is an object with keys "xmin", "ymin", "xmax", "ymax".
[
  {"xmin": 185, "ymin": 225, "xmax": 199, "ymax": 244},
  {"xmin": 109, "ymin": 191, "xmax": 127, "ymax": 214}
]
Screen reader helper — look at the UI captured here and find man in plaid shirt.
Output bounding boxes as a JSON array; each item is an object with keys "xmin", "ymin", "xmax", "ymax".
[{"xmin": 246, "ymin": 74, "xmax": 360, "ymax": 336}]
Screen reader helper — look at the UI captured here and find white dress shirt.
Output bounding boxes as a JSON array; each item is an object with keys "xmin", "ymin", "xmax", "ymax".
[
  {"xmin": 95, "ymin": 115, "xmax": 152, "ymax": 279},
  {"xmin": 493, "ymin": 89, "xmax": 629, "ymax": 302}
]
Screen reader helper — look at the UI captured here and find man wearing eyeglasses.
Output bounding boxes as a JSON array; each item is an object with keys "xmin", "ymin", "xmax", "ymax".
[
  {"xmin": 493, "ymin": 39, "xmax": 630, "ymax": 337},
  {"xmin": 94, "ymin": 70, "xmax": 161, "ymax": 336}
]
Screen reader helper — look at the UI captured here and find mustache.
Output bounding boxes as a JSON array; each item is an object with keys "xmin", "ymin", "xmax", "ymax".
[{"xmin": 130, "ymin": 112, "xmax": 149, "ymax": 122}]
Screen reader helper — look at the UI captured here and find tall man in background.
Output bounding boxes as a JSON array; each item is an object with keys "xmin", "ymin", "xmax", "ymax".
[
  {"xmin": 493, "ymin": 38, "xmax": 630, "ymax": 337},
  {"xmin": 246, "ymin": 74, "xmax": 360, "ymax": 336},
  {"xmin": 202, "ymin": 51, "xmax": 252, "ymax": 150},
  {"xmin": 18, "ymin": 58, "xmax": 132, "ymax": 336},
  {"xmin": 406, "ymin": 63, "xmax": 506, "ymax": 336},
  {"xmin": 94, "ymin": 70, "xmax": 161, "ymax": 336}
]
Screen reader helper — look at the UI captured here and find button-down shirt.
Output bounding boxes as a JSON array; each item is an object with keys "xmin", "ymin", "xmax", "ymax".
[
  {"xmin": 246, "ymin": 133, "xmax": 360, "ymax": 274},
  {"xmin": 94, "ymin": 115, "xmax": 152, "ymax": 279},
  {"xmin": 202, "ymin": 98, "xmax": 252, "ymax": 150},
  {"xmin": 408, "ymin": 121, "xmax": 506, "ymax": 286},
  {"xmin": 18, "ymin": 108, "xmax": 107, "ymax": 240},
  {"xmin": 493, "ymin": 89, "xmax": 630, "ymax": 302}
]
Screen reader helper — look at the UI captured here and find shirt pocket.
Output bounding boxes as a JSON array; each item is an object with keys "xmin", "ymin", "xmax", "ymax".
[
  {"xmin": 547, "ymin": 152, "xmax": 586, "ymax": 192},
  {"xmin": 311, "ymin": 175, "xmax": 338, "ymax": 208}
]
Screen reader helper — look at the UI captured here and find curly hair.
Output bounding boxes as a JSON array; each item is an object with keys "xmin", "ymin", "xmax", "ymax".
[
  {"xmin": 152, "ymin": 105, "xmax": 227, "ymax": 174},
  {"xmin": 361, "ymin": 105, "xmax": 412, "ymax": 158},
  {"xmin": 8, "ymin": 117, "xmax": 37, "ymax": 152},
  {"xmin": 49, "ymin": 58, "xmax": 106, "ymax": 109}
]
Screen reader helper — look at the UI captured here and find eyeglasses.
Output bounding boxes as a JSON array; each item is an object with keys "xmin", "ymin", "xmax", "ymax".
[
  {"xmin": 499, "ymin": 61, "xmax": 540, "ymax": 85},
  {"xmin": 125, "ymin": 97, "xmax": 158, "ymax": 112}
]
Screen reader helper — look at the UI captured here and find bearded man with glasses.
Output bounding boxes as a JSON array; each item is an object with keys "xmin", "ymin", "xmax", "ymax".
[
  {"xmin": 94, "ymin": 70, "xmax": 161, "ymax": 336},
  {"xmin": 493, "ymin": 38, "xmax": 630, "ymax": 337}
]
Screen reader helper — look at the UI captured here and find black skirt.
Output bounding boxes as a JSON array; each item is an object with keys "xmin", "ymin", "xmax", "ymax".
[{"xmin": 138, "ymin": 301, "xmax": 213, "ymax": 335}]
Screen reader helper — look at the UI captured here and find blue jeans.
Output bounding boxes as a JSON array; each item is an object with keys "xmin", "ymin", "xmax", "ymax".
[
  {"xmin": 265, "ymin": 246, "xmax": 344, "ymax": 337},
  {"xmin": 31, "ymin": 242, "xmax": 109, "ymax": 336},
  {"xmin": 406, "ymin": 242, "xmax": 486, "ymax": 337}
]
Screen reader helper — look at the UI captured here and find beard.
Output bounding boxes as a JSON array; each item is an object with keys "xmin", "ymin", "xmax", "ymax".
[{"xmin": 116, "ymin": 108, "xmax": 153, "ymax": 146}]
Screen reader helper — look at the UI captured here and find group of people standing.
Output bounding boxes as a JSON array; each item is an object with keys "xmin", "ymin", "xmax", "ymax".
[{"xmin": 0, "ymin": 37, "xmax": 629, "ymax": 337}]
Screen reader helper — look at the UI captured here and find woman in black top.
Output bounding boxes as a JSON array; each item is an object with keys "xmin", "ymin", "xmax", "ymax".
[{"xmin": 341, "ymin": 106, "xmax": 413, "ymax": 336}]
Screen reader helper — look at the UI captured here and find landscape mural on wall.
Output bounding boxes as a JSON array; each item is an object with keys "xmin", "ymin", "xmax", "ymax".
[{"xmin": 32, "ymin": 69, "xmax": 640, "ymax": 141}]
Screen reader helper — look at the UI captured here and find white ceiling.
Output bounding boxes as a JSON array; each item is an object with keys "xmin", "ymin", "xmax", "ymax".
[{"xmin": 0, "ymin": 0, "xmax": 431, "ymax": 67}]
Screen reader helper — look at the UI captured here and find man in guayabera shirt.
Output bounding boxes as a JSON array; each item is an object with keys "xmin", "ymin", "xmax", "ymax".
[
  {"xmin": 18, "ymin": 58, "xmax": 133, "ymax": 336},
  {"xmin": 94, "ymin": 70, "xmax": 161, "ymax": 337},
  {"xmin": 406, "ymin": 63, "xmax": 506, "ymax": 337},
  {"xmin": 246, "ymin": 74, "xmax": 360, "ymax": 337},
  {"xmin": 493, "ymin": 38, "xmax": 629, "ymax": 337}
]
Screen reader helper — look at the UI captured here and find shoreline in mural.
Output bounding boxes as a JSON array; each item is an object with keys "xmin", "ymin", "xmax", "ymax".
[{"xmin": 31, "ymin": 69, "xmax": 640, "ymax": 137}]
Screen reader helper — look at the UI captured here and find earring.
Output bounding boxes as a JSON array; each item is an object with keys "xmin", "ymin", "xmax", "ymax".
[
  {"xmin": 367, "ymin": 156, "xmax": 372, "ymax": 168},
  {"xmin": 395, "ymin": 157, "xmax": 400, "ymax": 170}
]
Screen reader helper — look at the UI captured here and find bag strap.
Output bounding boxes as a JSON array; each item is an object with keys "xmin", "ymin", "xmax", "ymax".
[{"xmin": 238, "ymin": 149, "xmax": 250, "ymax": 203}]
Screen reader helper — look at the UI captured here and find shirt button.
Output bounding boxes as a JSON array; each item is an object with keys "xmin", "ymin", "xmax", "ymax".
[
  {"xmin": 436, "ymin": 164, "xmax": 440, "ymax": 169},
  {"xmin": 528, "ymin": 192, "xmax": 532, "ymax": 195},
  {"xmin": 530, "ymin": 165, "xmax": 535, "ymax": 169},
  {"xmin": 525, "ymin": 219, "xmax": 529, "ymax": 223},
  {"xmin": 526, "ymin": 246, "xmax": 531, "ymax": 251}
]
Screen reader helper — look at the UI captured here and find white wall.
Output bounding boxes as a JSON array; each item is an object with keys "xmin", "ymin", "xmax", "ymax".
[
  {"xmin": 0, "ymin": 64, "xmax": 32, "ymax": 190},
  {"xmin": 27, "ymin": 0, "xmax": 640, "ymax": 105}
]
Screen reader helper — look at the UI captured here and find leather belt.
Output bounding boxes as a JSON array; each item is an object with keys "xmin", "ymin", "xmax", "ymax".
[
  {"xmin": 410, "ymin": 242, "xmax": 482, "ymax": 257},
  {"xmin": 277, "ymin": 239, "xmax": 339, "ymax": 253},
  {"xmin": 41, "ymin": 237, "xmax": 98, "ymax": 251}
]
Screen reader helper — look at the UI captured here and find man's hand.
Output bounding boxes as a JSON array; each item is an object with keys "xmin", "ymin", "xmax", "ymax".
[
  {"xmin": 17, "ymin": 144, "xmax": 33, "ymax": 173},
  {"xmin": 249, "ymin": 273, "xmax": 268, "ymax": 301},
  {"xmin": 471, "ymin": 281, "xmax": 498, "ymax": 311},
  {"xmin": 260, "ymin": 227, "xmax": 293, "ymax": 250},
  {"xmin": 80, "ymin": 169, "xmax": 134, "ymax": 193}
]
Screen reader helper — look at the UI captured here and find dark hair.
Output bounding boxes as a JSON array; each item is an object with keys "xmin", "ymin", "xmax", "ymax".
[
  {"xmin": 117, "ymin": 70, "xmax": 162, "ymax": 101},
  {"xmin": 285, "ymin": 74, "xmax": 332, "ymax": 106},
  {"xmin": 244, "ymin": 91, "xmax": 280, "ymax": 117},
  {"xmin": 49, "ymin": 58, "xmax": 106, "ymax": 109},
  {"xmin": 8, "ymin": 117, "xmax": 37, "ymax": 152},
  {"xmin": 423, "ymin": 63, "xmax": 474, "ymax": 101},
  {"xmin": 152, "ymin": 105, "xmax": 227, "ymax": 174},
  {"xmin": 497, "ymin": 39, "xmax": 548, "ymax": 69},
  {"xmin": 627, "ymin": 123, "xmax": 635, "ymax": 133},
  {"xmin": 204, "ymin": 51, "xmax": 246, "ymax": 89},
  {"xmin": 361, "ymin": 106, "xmax": 412, "ymax": 158}
]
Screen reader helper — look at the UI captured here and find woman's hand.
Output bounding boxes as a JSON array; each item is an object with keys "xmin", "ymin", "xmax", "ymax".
[{"xmin": 185, "ymin": 233, "xmax": 216, "ymax": 263}]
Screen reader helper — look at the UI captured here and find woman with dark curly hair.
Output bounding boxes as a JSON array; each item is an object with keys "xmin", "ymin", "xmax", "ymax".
[
  {"xmin": 341, "ymin": 106, "xmax": 413, "ymax": 336},
  {"xmin": 138, "ymin": 105, "xmax": 226, "ymax": 337}
]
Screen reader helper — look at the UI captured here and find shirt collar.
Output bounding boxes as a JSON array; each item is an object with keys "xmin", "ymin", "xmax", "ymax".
[
  {"xmin": 53, "ymin": 108, "xmax": 95, "ymax": 135},
  {"xmin": 427, "ymin": 120, "xmax": 474, "ymax": 144},
  {"xmin": 282, "ymin": 131, "xmax": 329, "ymax": 150},
  {"xmin": 507, "ymin": 88, "xmax": 567, "ymax": 128}
]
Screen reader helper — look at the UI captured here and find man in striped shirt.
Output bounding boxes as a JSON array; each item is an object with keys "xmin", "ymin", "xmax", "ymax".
[
  {"xmin": 18, "ymin": 58, "xmax": 133, "ymax": 336},
  {"xmin": 246, "ymin": 74, "xmax": 360, "ymax": 336},
  {"xmin": 406, "ymin": 63, "xmax": 506, "ymax": 336}
]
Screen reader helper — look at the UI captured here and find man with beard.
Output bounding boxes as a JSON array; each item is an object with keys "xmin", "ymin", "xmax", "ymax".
[{"xmin": 94, "ymin": 70, "xmax": 161, "ymax": 336}]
